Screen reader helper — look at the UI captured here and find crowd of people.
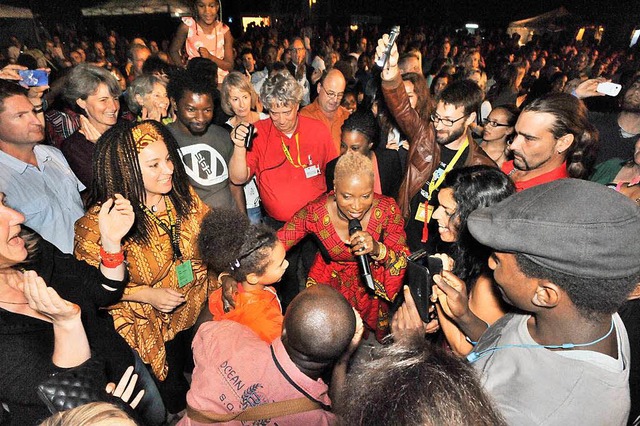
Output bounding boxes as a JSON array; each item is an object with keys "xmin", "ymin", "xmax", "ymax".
[{"xmin": 1, "ymin": 0, "xmax": 640, "ymax": 424}]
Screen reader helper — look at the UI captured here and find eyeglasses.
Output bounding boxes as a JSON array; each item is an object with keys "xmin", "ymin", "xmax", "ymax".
[
  {"xmin": 484, "ymin": 119, "xmax": 511, "ymax": 128},
  {"xmin": 291, "ymin": 47, "xmax": 306, "ymax": 52},
  {"xmin": 430, "ymin": 113, "xmax": 466, "ymax": 127},
  {"xmin": 320, "ymin": 85, "xmax": 344, "ymax": 100}
]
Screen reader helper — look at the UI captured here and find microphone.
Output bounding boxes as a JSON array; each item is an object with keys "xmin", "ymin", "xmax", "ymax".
[{"xmin": 348, "ymin": 218, "xmax": 375, "ymax": 291}]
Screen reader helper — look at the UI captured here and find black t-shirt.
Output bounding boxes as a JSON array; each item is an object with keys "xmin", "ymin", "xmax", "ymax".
[{"xmin": 405, "ymin": 145, "xmax": 469, "ymax": 253}]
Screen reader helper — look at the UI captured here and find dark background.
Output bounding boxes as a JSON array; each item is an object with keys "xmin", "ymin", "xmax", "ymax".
[{"xmin": 3, "ymin": 0, "xmax": 640, "ymax": 46}]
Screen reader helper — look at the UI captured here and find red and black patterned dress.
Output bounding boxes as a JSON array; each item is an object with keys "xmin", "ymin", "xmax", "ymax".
[{"xmin": 278, "ymin": 192, "xmax": 409, "ymax": 341}]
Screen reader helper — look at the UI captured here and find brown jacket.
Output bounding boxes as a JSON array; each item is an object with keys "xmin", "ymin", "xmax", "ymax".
[{"xmin": 381, "ymin": 74, "xmax": 496, "ymax": 219}]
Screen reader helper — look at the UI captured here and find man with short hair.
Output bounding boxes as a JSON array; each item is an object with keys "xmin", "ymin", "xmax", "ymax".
[
  {"xmin": 239, "ymin": 48, "xmax": 256, "ymax": 75},
  {"xmin": 167, "ymin": 69, "xmax": 243, "ymax": 211},
  {"xmin": 229, "ymin": 72, "xmax": 335, "ymax": 306},
  {"xmin": 181, "ymin": 285, "xmax": 361, "ymax": 425},
  {"xmin": 0, "ymin": 80, "xmax": 84, "ymax": 253},
  {"xmin": 124, "ymin": 43, "xmax": 151, "ymax": 84},
  {"xmin": 583, "ymin": 75, "xmax": 640, "ymax": 163},
  {"xmin": 398, "ymin": 52, "xmax": 423, "ymax": 76},
  {"xmin": 286, "ymin": 38, "xmax": 312, "ymax": 106},
  {"xmin": 503, "ymin": 92, "xmax": 598, "ymax": 191},
  {"xmin": 377, "ymin": 35, "xmax": 494, "ymax": 252},
  {"xmin": 300, "ymin": 69, "xmax": 351, "ymax": 155},
  {"xmin": 434, "ymin": 179, "xmax": 640, "ymax": 425}
]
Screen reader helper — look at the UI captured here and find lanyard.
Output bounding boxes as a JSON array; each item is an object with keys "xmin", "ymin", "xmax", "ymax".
[
  {"xmin": 140, "ymin": 197, "xmax": 183, "ymax": 260},
  {"xmin": 281, "ymin": 134, "xmax": 305, "ymax": 168},
  {"xmin": 426, "ymin": 137, "xmax": 469, "ymax": 200},
  {"xmin": 422, "ymin": 138, "xmax": 469, "ymax": 243}
]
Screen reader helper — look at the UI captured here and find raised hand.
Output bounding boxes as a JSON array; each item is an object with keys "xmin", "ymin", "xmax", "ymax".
[
  {"xmin": 22, "ymin": 270, "xmax": 80, "ymax": 324},
  {"xmin": 78, "ymin": 114, "xmax": 103, "ymax": 142},
  {"xmin": 375, "ymin": 34, "xmax": 399, "ymax": 81},
  {"xmin": 433, "ymin": 270, "xmax": 469, "ymax": 321},
  {"xmin": 99, "ymin": 194, "xmax": 135, "ymax": 252}
]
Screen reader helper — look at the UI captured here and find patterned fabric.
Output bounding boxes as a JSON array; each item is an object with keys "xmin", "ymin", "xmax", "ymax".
[
  {"xmin": 278, "ymin": 192, "xmax": 409, "ymax": 341},
  {"xmin": 45, "ymin": 108, "xmax": 80, "ymax": 148},
  {"xmin": 182, "ymin": 17, "xmax": 229, "ymax": 84},
  {"xmin": 74, "ymin": 190, "xmax": 213, "ymax": 380}
]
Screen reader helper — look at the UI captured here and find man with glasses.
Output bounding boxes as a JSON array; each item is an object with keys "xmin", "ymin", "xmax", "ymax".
[
  {"xmin": 377, "ymin": 29, "xmax": 494, "ymax": 252},
  {"xmin": 404, "ymin": 80, "xmax": 496, "ymax": 251},
  {"xmin": 286, "ymin": 38, "xmax": 313, "ymax": 106},
  {"xmin": 229, "ymin": 72, "xmax": 336, "ymax": 308},
  {"xmin": 300, "ymin": 69, "xmax": 351, "ymax": 155}
]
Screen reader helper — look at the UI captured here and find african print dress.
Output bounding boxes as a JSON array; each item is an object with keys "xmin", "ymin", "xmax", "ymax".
[
  {"xmin": 74, "ymin": 190, "xmax": 213, "ymax": 380},
  {"xmin": 278, "ymin": 192, "xmax": 409, "ymax": 341}
]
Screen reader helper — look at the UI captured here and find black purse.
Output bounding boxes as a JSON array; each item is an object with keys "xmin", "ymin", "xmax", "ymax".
[{"xmin": 36, "ymin": 357, "xmax": 108, "ymax": 414}]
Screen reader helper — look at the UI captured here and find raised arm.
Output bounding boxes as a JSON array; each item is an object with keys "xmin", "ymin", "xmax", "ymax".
[{"xmin": 169, "ymin": 23, "xmax": 189, "ymax": 67}]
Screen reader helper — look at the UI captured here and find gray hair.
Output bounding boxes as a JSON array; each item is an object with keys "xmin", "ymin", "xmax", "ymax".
[
  {"xmin": 126, "ymin": 74, "xmax": 167, "ymax": 114},
  {"xmin": 63, "ymin": 63, "xmax": 120, "ymax": 106},
  {"xmin": 260, "ymin": 72, "xmax": 302, "ymax": 109}
]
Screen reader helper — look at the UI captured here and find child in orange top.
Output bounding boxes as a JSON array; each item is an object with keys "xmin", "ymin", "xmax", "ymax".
[{"xmin": 198, "ymin": 209, "xmax": 288, "ymax": 343}]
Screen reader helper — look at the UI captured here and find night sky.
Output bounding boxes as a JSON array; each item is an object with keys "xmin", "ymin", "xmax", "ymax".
[{"xmin": 7, "ymin": 0, "xmax": 640, "ymax": 29}]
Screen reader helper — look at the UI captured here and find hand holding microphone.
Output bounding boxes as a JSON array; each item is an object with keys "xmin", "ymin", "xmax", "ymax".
[{"xmin": 348, "ymin": 219, "xmax": 376, "ymax": 291}]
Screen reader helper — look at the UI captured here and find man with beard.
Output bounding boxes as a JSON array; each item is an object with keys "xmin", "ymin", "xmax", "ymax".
[
  {"xmin": 502, "ymin": 93, "xmax": 598, "ymax": 192},
  {"xmin": 588, "ymin": 75, "xmax": 640, "ymax": 164},
  {"xmin": 167, "ymin": 69, "xmax": 244, "ymax": 211},
  {"xmin": 377, "ymin": 31, "xmax": 495, "ymax": 252}
]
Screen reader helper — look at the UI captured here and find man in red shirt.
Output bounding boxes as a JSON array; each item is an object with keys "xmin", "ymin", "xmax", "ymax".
[
  {"xmin": 502, "ymin": 93, "xmax": 598, "ymax": 191},
  {"xmin": 230, "ymin": 72, "xmax": 336, "ymax": 307}
]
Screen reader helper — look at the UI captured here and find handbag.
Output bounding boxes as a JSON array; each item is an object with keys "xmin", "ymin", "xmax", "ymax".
[{"xmin": 36, "ymin": 357, "xmax": 108, "ymax": 414}]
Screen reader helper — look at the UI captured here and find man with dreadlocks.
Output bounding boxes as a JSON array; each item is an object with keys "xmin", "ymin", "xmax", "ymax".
[{"xmin": 74, "ymin": 120, "xmax": 213, "ymax": 415}]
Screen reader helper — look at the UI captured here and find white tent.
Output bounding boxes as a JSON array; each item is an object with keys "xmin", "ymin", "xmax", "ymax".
[
  {"xmin": 81, "ymin": 0, "xmax": 191, "ymax": 17},
  {"xmin": 0, "ymin": 5, "xmax": 34, "ymax": 19},
  {"xmin": 507, "ymin": 7, "xmax": 574, "ymax": 44}
]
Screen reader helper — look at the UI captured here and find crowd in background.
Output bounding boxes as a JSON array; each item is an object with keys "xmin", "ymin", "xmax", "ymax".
[{"xmin": 1, "ymin": 2, "xmax": 640, "ymax": 425}]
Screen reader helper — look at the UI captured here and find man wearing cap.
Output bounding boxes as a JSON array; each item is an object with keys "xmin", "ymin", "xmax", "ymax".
[
  {"xmin": 503, "ymin": 92, "xmax": 598, "ymax": 192},
  {"xmin": 434, "ymin": 179, "xmax": 640, "ymax": 425}
]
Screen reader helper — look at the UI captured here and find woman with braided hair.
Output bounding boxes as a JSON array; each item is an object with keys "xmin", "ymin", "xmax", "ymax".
[{"xmin": 74, "ymin": 120, "xmax": 212, "ymax": 415}]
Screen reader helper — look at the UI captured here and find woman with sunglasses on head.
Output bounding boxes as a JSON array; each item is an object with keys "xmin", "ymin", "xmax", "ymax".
[{"xmin": 479, "ymin": 105, "xmax": 519, "ymax": 168}]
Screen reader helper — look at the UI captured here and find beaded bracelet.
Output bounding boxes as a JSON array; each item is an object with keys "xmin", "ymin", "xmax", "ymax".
[{"xmin": 100, "ymin": 247, "xmax": 125, "ymax": 268}]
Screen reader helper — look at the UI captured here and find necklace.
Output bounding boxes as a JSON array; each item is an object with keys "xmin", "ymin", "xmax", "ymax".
[
  {"xmin": 149, "ymin": 196, "xmax": 163, "ymax": 213},
  {"xmin": 0, "ymin": 300, "xmax": 28, "ymax": 305}
]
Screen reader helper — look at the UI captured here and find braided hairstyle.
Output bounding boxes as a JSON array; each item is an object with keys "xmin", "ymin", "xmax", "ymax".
[
  {"xmin": 198, "ymin": 209, "xmax": 278, "ymax": 281},
  {"xmin": 87, "ymin": 119, "xmax": 195, "ymax": 245},
  {"xmin": 522, "ymin": 93, "xmax": 599, "ymax": 179}
]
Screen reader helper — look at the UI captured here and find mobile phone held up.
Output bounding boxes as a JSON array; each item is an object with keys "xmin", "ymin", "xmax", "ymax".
[
  {"xmin": 398, "ymin": 251, "xmax": 443, "ymax": 323},
  {"xmin": 18, "ymin": 69, "xmax": 49, "ymax": 87},
  {"xmin": 375, "ymin": 26, "xmax": 400, "ymax": 69},
  {"xmin": 596, "ymin": 82, "xmax": 622, "ymax": 97}
]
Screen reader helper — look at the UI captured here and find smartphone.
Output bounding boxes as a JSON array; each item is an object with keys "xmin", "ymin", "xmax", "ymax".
[
  {"xmin": 18, "ymin": 69, "xmax": 49, "ymax": 87},
  {"xmin": 399, "ymin": 253, "xmax": 442, "ymax": 323},
  {"xmin": 596, "ymin": 82, "xmax": 622, "ymax": 97},
  {"xmin": 375, "ymin": 26, "xmax": 400, "ymax": 68}
]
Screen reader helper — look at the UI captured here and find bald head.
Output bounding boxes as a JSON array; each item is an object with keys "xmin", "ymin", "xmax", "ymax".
[
  {"xmin": 283, "ymin": 285, "xmax": 355, "ymax": 363},
  {"xmin": 317, "ymin": 69, "xmax": 347, "ymax": 116}
]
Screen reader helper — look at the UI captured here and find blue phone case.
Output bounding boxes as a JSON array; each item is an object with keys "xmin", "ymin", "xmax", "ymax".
[{"xmin": 18, "ymin": 70, "xmax": 49, "ymax": 87}]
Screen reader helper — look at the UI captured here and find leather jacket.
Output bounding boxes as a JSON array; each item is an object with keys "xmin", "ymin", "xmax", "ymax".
[{"xmin": 381, "ymin": 74, "xmax": 496, "ymax": 219}]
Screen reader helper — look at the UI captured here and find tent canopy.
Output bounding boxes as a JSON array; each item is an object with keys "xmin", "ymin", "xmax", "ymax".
[
  {"xmin": 509, "ymin": 7, "xmax": 572, "ymax": 32},
  {"xmin": 81, "ymin": 0, "xmax": 191, "ymax": 17},
  {"xmin": 0, "ymin": 5, "xmax": 34, "ymax": 19}
]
